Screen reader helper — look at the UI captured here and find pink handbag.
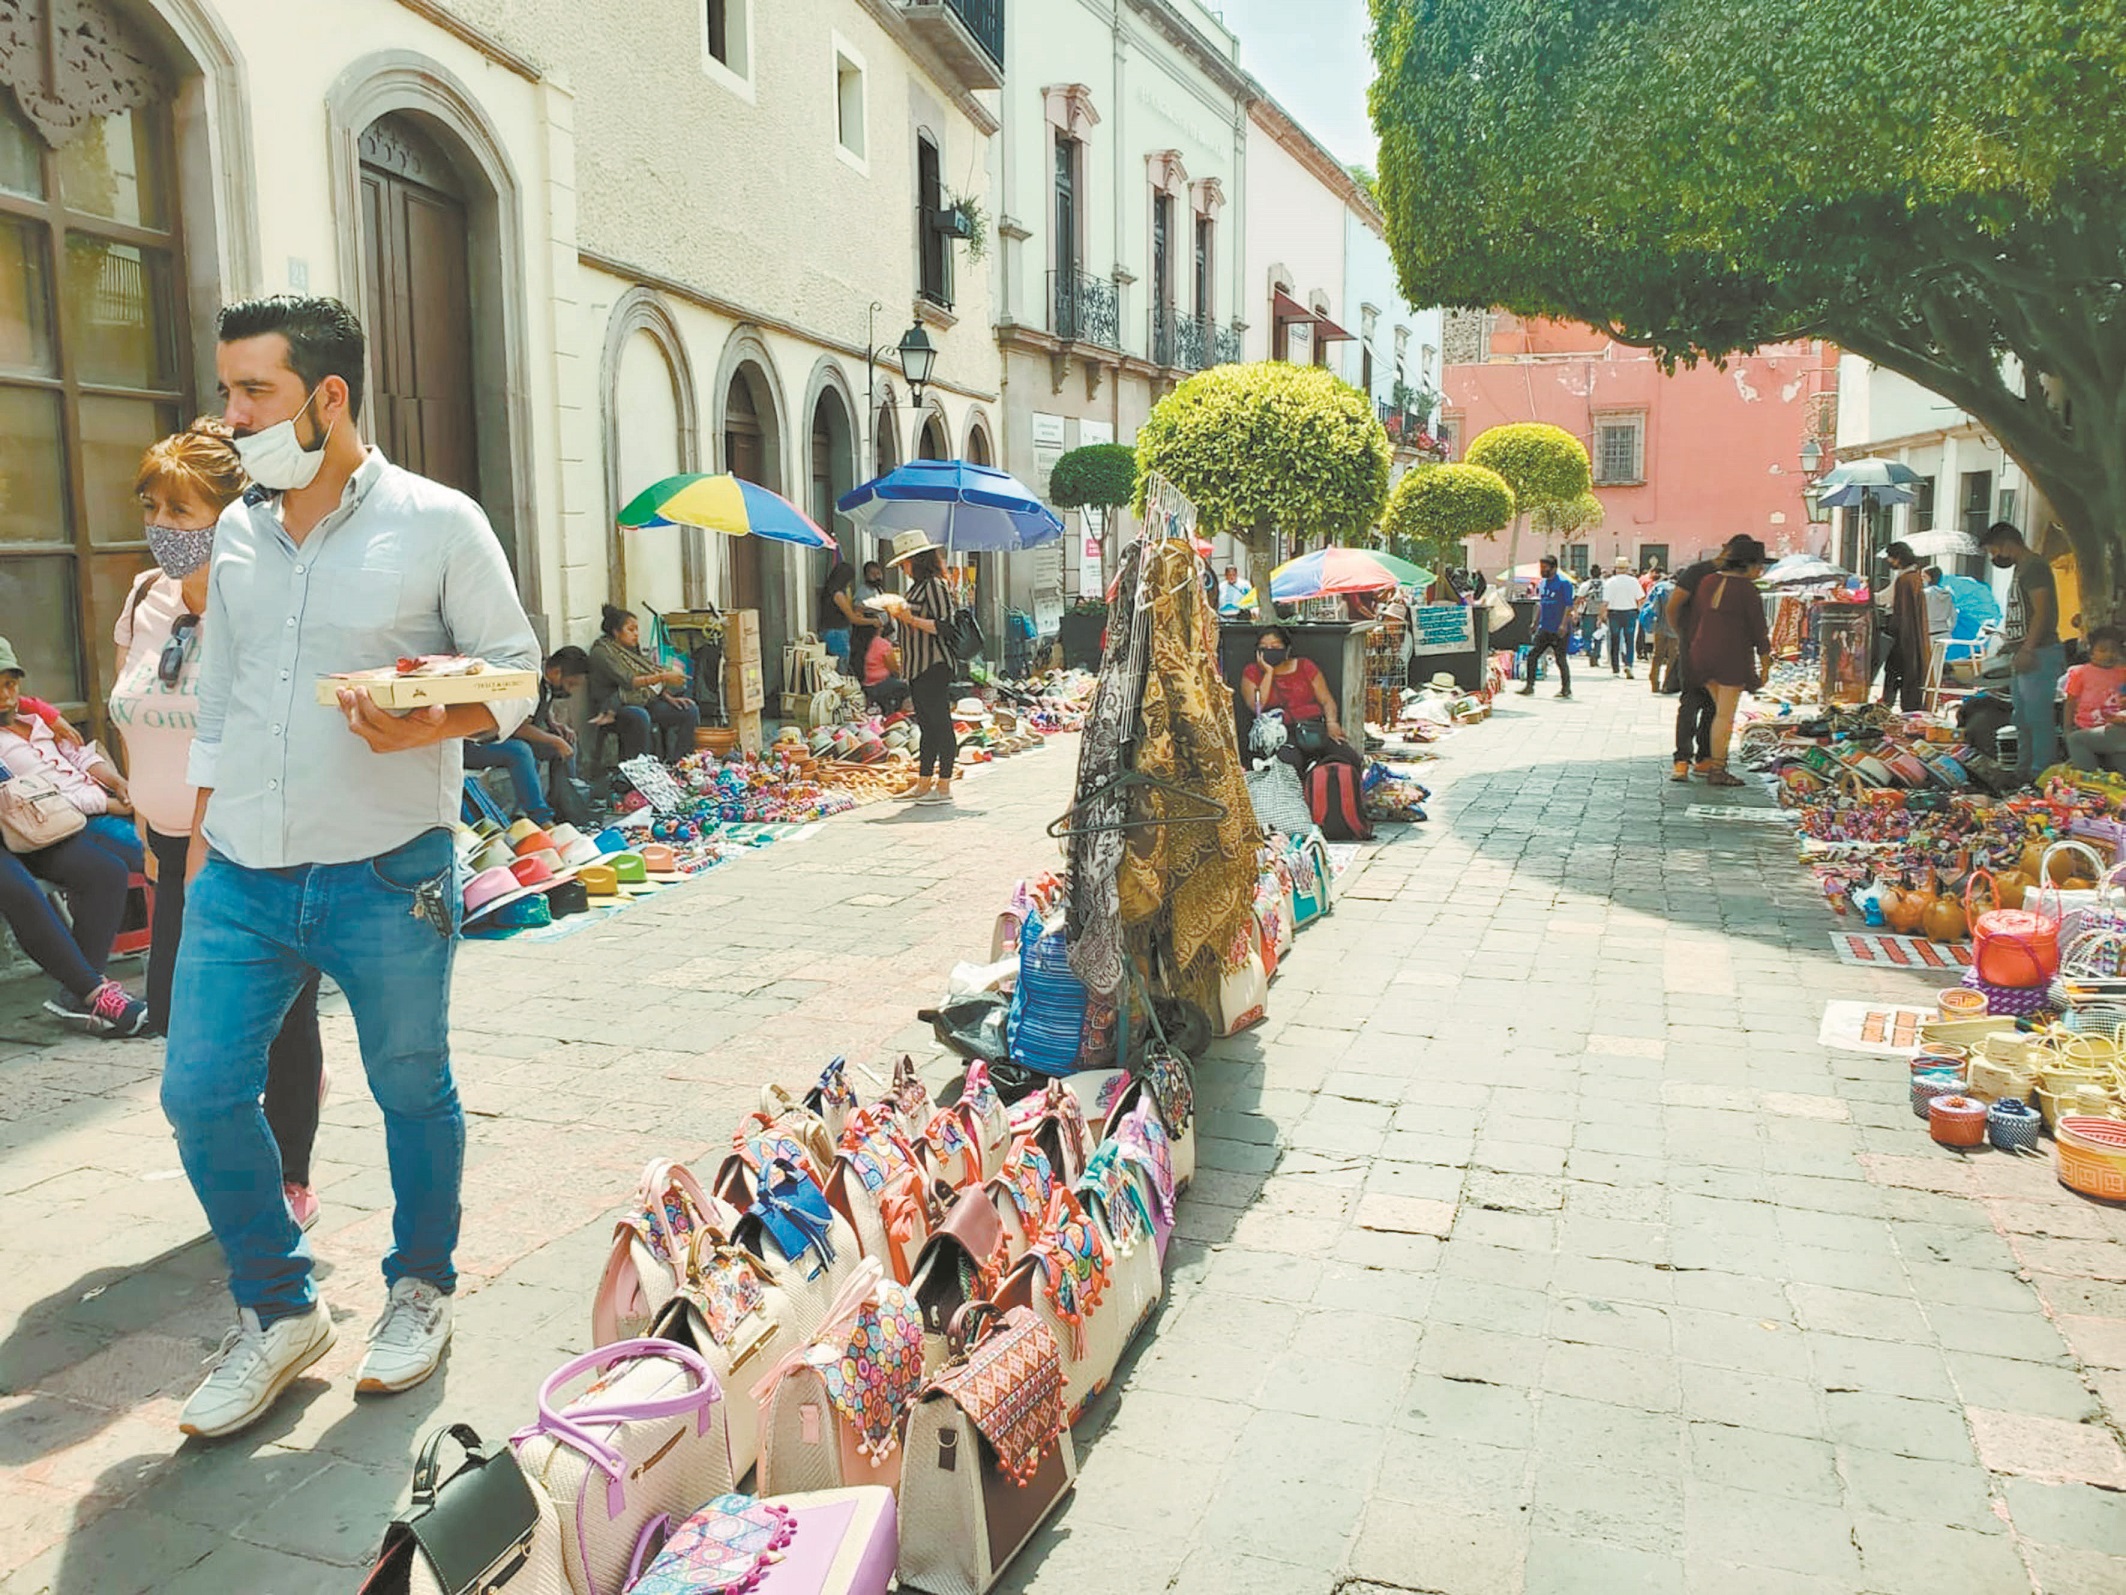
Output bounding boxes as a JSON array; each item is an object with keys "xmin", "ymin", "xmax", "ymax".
[
  {"xmin": 592, "ymin": 1160, "xmax": 740, "ymax": 1346},
  {"xmin": 618, "ymin": 1487, "xmax": 899, "ymax": 1595}
]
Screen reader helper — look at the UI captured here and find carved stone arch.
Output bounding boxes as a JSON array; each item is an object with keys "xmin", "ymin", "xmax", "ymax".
[
  {"xmin": 600, "ymin": 286, "xmax": 701, "ymax": 607},
  {"xmin": 711, "ymin": 326, "xmax": 789, "ymax": 488},
  {"xmin": 325, "ymin": 50, "xmax": 539, "ymax": 612},
  {"xmin": 915, "ymin": 394, "xmax": 952, "ymax": 460},
  {"xmin": 962, "ymin": 405, "xmax": 995, "ymax": 467},
  {"xmin": 800, "ymin": 355, "xmax": 860, "ymax": 548},
  {"xmin": 712, "ymin": 325, "xmax": 794, "ymax": 670}
]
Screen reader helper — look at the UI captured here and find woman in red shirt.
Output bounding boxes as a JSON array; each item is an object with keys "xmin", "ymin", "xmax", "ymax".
[{"xmin": 1239, "ymin": 626, "xmax": 1357, "ymax": 769}]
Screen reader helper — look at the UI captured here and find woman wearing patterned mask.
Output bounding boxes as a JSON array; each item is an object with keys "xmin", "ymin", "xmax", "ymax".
[{"xmin": 116, "ymin": 420, "xmax": 330, "ymax": 1230}]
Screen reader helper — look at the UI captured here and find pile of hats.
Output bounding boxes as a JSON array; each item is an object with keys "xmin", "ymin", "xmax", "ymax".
[
  {"xmin": 456, "ymin": 817, "xmax": 701, "ymax": 934},
  {"xmin": 952, "ymin": 698, "xmax": 1046, "ymax": 764}
]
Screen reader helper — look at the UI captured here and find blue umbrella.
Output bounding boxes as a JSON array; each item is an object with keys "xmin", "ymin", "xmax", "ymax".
[
  {"xmin": 837, "ymin": 459, "xmax": 1065, "ymax": 552},
  {"xmin": 1939, "ymin": 573, "xmax": 2001, "ymax": 661},
  {"xmin": 1818, "ymin": 479, "xmax": 1915, "ymax": 509}
]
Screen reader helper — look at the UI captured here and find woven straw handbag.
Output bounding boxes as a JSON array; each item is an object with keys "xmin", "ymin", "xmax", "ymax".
[
  {"xmin": 896, "ymin": 1306, "xmax": 1076, "ymax": 1595},
  {"xmin": 644, "ymin": 1227, "xmax": 799, "ymax": 1485},
  {"xmin": 511, "ymin": 1340, "xmax": 732, "ymax": 1595},
  {"xmin": 753, "ymin": 1259, "xmax": 930, "ymax": 1498},
  {"xmin": 1102, "ymin": 1043, "xmax": 1197, "ymax": 1192},
  {"xmin": 824, "ymin": 1105, "xmax": 940, "ymax": 1286},
  {"xmin": 993, "ymin": 1187, "xmax": 1121, "ymax": 1423},
  {"xmin": 1074, "ymin": 1142, "xmax": 1162, "ymax": 1348},
  {"xmin": 590, "ymin": 1160, "xmax": 741, "ymax": 1347},
  {"xmin": 730, "ymin": 1157, "xmax": 864, "ymax": 1342}
]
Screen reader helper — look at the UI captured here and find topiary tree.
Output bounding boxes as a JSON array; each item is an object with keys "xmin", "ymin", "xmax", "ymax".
[
  {"xmin": 1135, "ymin": 362, "xmax": 1391, "ymax": 597},
  {"xmin": 1464, "ymin": 423, "xmax": 1592, "ymax": 576},
  {"xmin": 1531, "ymin": 491, "xmax": 1607, "ymax": 546},
  {"xmin": 1048, "ymin": 442, "xmax": 1139, "ymax": 573},
  {"xmin": 1370, "ymin": 0, "xmax": 2126, "ymax": 617},
  {"xmin": 1382, "ymin": 462, "xmax": 1515, "ymax": 570}
]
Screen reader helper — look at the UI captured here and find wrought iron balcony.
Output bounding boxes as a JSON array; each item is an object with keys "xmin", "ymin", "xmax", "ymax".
[
  {"xmin": 1212, "ymin": 322, "xmax": 1242, "ymax": 365},
  {"xmin": 898, "ymin": 0, "xmax": 1004, "ymax": 91},
  {"xmin": 1050, "ymin": 267, "xmax": 1119, "ymax": 350},
  {"xmin": 1150, "ymin": 302, "xmax": 1180, "ymax": 369}
]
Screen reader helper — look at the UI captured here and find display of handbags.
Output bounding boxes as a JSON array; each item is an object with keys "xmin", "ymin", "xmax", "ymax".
[
  {"xmin": 993, "ymin": 1187, "xmax": 1119, "ymax": 1423},
  {"xmin": 592, "ymin": 1160, "xmax": 740, "ymax": 1347},
  {"xmin": 896, "ymin": 1307, "xmax": 1076, "ymax": 1595},
  {"xmin": 645, "ymin": 1229, "xmax": 798, "ymax": 1484}
]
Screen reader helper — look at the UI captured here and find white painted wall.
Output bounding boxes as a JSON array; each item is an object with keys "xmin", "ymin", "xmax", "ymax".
[{"xmin": 1242, "ymin": 111, "xmax": 1348, "ymax": 363}]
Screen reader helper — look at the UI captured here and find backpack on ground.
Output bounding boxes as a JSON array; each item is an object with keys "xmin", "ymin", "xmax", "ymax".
[{"xmin": 1303, "ymin": 761, "xmax": 1372, "ymax": 841}]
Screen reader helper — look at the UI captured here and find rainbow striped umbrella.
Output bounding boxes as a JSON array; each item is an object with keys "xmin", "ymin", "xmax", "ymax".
[
  {"xmin": 1269, "ymin": 547, "xmax": 1400, "ymax": 601},
  {"xmin": 616, "ymin": 473, "xmax": 836, "ymax": 550}
]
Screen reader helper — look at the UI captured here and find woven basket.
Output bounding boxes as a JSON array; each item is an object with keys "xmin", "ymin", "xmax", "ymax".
[
  {"xmin": 1928, "ymin": 1095, "xmax": 1990, "ymax": 1148},
  {"xmin": 1987, "ymin": 1098, "xmax": 2043, "ymax": 1153},
  {"xmin": 1912, "ymin": 1069, "xmax": 1965, "ymax": 1119},
  {"xmin": 1967, "ymin": 1056, "xmax": 2037, "ymax": 1103},
  {"xmin": 2056, "ymin": 1115, "xmax": 2126, "ymax": 1202}
]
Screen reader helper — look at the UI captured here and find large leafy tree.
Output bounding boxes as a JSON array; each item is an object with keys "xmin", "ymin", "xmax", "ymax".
[
  {"xmin": 1136, "ymin": 362, "xmax": 1391, "ymax": 594},
  {"xmin": 1383, "ymin": 462, "xmax": 1515, "ymax": 569},
  {"xmin": 1371, "ymin": 0, "xmax": 2126, "ymax": 614},
  {"xmin": 1464, "ymin": 423, "xmax": 1591, "ymax": 575}
]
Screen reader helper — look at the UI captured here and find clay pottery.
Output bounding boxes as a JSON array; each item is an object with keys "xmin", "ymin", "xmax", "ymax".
[
  {"xmin": 1994, "ymin": 869, "xmax": 2031, "ymax": 909},
  {"xmin": 2021, "ymin": 837, "xmax": 2049, "ymax": 880},
  {"xmin": 1883, "ymin": 879, "xmax": 1926, "ymax": 934},
  {"xmin": 1924, "ymin": 878, "xmax": 1969, "ymax": 943}
]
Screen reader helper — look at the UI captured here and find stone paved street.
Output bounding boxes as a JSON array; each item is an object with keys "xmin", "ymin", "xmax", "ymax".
[{"xmin": 5, "ymin": 672, "xmax": 2126, "ymax": 1593}]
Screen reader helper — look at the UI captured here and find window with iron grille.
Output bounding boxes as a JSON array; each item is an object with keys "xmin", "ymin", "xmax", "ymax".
[{"xmin": 1593, "ymin": 415, "xmax": 1645, "ymax": 485}]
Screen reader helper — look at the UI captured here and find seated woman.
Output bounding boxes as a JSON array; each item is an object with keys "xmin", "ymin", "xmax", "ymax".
[
  {"xmin": 1236, "ymin": 626, "xmax": 1361, "ymax": 771},
  {"xmin": 0, "ymin": 638, "xmax": 148, "ymax": 1036},
  {"xmin": 588, "ymin": 604, "xmax": 700, "ymax": 762},
  {"xmin": 859, "ymin": 631, "xmax": 910, "ymax": 713}
]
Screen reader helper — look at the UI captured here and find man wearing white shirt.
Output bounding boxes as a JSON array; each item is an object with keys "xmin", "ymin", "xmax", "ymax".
[
  {"xmin": 1602, "ymin": 563, "xmax": 1647, "ymax": 678},
  {"xmin": 162, "ymin": 296, "xmax": 538, "ymax": 1438},
  {"xmin": 1216, "ymin": 565, "xmax": 1252, "ymax": 617}
]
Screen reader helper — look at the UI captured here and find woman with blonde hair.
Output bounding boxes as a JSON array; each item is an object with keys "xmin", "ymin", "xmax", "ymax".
[{"xmin": 118, "ymin": 420, "xmax": 329, "ymax": 1230}]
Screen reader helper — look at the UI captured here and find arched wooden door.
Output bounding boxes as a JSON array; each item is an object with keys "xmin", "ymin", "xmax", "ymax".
[
  {"xmin": 359, "ymin": 115, "xmax": 480, "ymax": 499},
  {"xmin": 724, "ymin": 373, "xmax": 766, "ymax": 612}
]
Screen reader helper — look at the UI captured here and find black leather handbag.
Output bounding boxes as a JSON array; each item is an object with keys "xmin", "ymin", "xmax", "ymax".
[
  {"xmin": 1290, "ymin": 717, "xmax": 1333, "ymax": 757},
  {"xmin": 360, "ymin": 1424, "xmax": 563, "ymax": 1595}
]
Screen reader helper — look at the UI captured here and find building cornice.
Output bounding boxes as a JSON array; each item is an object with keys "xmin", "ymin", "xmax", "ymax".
[
  {"xmin": 581, "ymin": 249, "xmax": 1001, "ymax": 405},
  {"xmin": 1242, "ymin": 75, "xmax": 1385, "ymax": 232},
  {"xmin": 1122, "ymin": 0, "xmax": 1252, "ymax": 105},
  {"xmin": 852, "ymin": 0, "xmax": 1002, "ymax": 136},
  {"xmin": 393, "ymin": 0, "xmax": 542, "ymax": 82},
  {"xmin": 1835, "ymin": 422, "xmax": 1995, "ymax": 458}
]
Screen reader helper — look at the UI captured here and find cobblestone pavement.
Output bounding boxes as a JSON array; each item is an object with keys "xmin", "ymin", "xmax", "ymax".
[{"xmin": 5, "ymin": 672, "xmax": 2126, "ymax": 1593}]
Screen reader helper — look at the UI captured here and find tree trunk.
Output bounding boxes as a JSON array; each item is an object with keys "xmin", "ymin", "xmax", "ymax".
[
  {"xmin": 1244, "ymin": 519, "xmax": 1278, "ymax": 614},
  {"xmin": 1501, "ymin": 511, "xmax": 1526, "ymax": 583}
]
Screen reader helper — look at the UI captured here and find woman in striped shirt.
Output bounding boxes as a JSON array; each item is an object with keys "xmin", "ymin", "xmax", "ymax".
[{"xmin": 882, "ymin": 531, "xmax": 959, "ymax": 808}]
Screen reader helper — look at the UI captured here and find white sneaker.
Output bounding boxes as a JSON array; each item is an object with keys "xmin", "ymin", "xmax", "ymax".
[
  {"xmin": 178, "ymin": 1305, "xmax": 335, "ymax": 1439},
  {"xmin": 357, "ymin": 1278, "xmax": 454, "ymax": 1394}
]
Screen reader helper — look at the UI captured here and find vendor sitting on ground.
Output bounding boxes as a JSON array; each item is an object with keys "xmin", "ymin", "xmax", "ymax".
[
  {"xmin": 589, "ymin": 604, "xmax": 700, "ymax": 763},
  {"xmin": 1236, "ymin": 626, "xmax": 1361, "ymax": 771},
  {"xmin": 463, "ymin": 648, "xmax": 584, "ymax": 825},
  {"xmin": 2062, "ymin": 626, "xmax": 2126, "ymax": 774},
  {"xmin": 860, "ymin": 630, "xmax": 909, "ymax": 713}
]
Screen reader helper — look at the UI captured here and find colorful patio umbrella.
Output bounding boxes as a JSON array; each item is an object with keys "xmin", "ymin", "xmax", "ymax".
[
  {"xmin": 837, "ymin": 459, "xmax": 1064, "ymax": 552},
  {"xmin": 1939, "ymin": 572, "xmax": 2002, "ymax": 661},
  {"xmin": 1269, "ymin": 547, "xmax": 1399, "ymax": 602},
  {"xmin": 1371, "ymin": 552, "xmax": 1436, "ymax": 590},
  {"xmin": 616, "ymin": 473, "xmax": 836, "ymax": 550}
]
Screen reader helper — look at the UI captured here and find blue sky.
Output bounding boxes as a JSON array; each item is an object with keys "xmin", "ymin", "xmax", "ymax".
[{"xmin": 1211, "ymin": 0, "xmax": 1378, "ymax": 167}]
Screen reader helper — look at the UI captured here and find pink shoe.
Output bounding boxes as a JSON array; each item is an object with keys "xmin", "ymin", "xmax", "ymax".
[{"xmin": 285, "ymin": 1183, "xmax": 320, "ymax": 1232}]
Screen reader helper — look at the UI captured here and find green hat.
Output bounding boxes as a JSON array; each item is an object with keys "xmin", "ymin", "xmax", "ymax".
[
  {"xmin": 0, "ymin": 637, "xmax": 19, "ymax": 676},
  {"xmin": 608, "ymin": 852, "xmax": 660, "ymax": 894}
]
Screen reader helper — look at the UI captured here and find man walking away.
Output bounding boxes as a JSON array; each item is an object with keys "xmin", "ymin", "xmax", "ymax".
[
  {"xmin": 1978, "ymin": 521, "xmax": 2064, "ymax": 780},
  {"xmin": 1666, "ymin": 538, "xmax": 1748, "ymax": 779},
  {"xmin": 1518, "ymin": 554, "xmax": 1576, "ymax": 700},
  {"xmin": 162, "ymin": 296, "xmax": 539, "ymax": 1438},
  {"xmin": 1603, "ymin": 562, "xmax": 1644, "ymax": 678},
  {"xmin": 1646, "ymin": 569, "xmax": 1680, "ymax": 692}
]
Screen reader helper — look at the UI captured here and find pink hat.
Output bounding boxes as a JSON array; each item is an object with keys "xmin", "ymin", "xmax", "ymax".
[{"xmin": 462, "ymin": 866, "xmax": 520, "ymax": 916}]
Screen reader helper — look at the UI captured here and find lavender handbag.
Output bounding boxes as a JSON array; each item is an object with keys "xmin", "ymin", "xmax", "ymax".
[{"xmin": 511, "ymin": 1339, "xmax": 730, "ymax": 1595}]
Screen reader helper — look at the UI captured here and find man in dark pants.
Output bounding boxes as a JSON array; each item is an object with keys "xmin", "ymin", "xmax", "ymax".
[
  {"xmin": 1667, "ymin": 539, "xmax": 1746, "ymax": 780},
  {"xmin": 1517, "ymin": 554, "xmax": 1576, "ymax": 699}
]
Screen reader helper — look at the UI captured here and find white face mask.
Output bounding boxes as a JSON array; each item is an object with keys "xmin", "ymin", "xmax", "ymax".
[{"xmin": 233, "ymin": 385, "xmax": 331, "ymax": 491}]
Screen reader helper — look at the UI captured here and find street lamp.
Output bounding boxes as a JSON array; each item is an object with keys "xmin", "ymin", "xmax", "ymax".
[
  {"xmin": 865, "ymin": 306, "xmax": 945, "ymax": 473},
  {"xmin": 897, "ymin": 322, "xmax": 938, "ymax": 411},
  {"xmin": 1799, "ymin": 436, "xmax": 1823, "ymax": 476}
]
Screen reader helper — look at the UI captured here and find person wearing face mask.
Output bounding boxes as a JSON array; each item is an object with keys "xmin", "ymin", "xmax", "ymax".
[
  {"xmin": 1238, "ymin": 626, "xmax": 1358, "ymax": 770},
  {"xmin": 1978, "ymin": 520, "xmax": 2064, "ymax": 780},
  {"xmin": 114, "ymin": 419, "xmax": 329, "ymax": 1232},
  {"xmin": 160, "ymin": 295, "xmax": 539, "ymax": 1440}
]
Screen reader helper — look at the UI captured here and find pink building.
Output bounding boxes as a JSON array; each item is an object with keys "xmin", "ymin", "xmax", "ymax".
[{"xmin": 1442, "ymin": 313, "xmax": 1838, "ymax": 575}]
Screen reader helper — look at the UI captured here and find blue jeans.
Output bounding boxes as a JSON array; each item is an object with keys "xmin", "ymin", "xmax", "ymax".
[
  {"xmin": 2010, "ymin": 642, "xmax": 2068, "ymax": 778},
  {"xmin": 1608, "ymin": 615, "xmax": 1639, "ymax": 672},
  {"xmin": 1578, "ymin": 611, "xmax": 1599, "ymax": 656},
  {"xmin": 83, "ymin": 811, "xmax": 144, "ymax": 874},
  {"xmin": 463, "ymin": 737, "xmax": 552, "ymax": 825},
  {"xmin": 161, "ymin": 827, "xmax": 464, "ymax": 1322}
]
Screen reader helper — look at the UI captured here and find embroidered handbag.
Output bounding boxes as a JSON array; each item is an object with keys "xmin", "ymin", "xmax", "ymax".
[
  {"xmin": 0, "ymin": 763, "xmax": 86, "ymax": 854},
  {"xmin": 803, "ymin": 1057, "xmax": 859, "ymax": 1143},
  {"xmin": 883, "ymin": 1055, "xmax": 933, "ymax": 1135},
  {"xmin": 896, "ymin": 1307, "xmax": 1075, "ymax": 1595},
  {"xmin": 907, "ymin": 1187, "xmax": 1010, "ymax": 1368},
  {"xmin": 592, "ymin": 1160, "xmax": 740, "ymax": 1347},
  {"xmin": 1102, "ymin": 1044, "xmax": 1196, "ymax": 1193},
  {"xmin": 1074, "ymin": 1143, "xmax": 1162, "ymax": 1347},
  {"xmin": 511, "ymin": 1340, "xmax": 730, "ymax": 1595},
  {"xmin": 743, "ymin": 1085, "xmax": 839, "ymax": 1182},
  {"xmin": 1102, "ymin": 1092, "xmax": 1178, "ymax": 1264},
  {"xmin": 360, "ymin": 1423, "xmax": 568, "ymax": 1595},
  {"xmin": 1244, "ymin": 760, "xmax": 1314, "ymax": 836},
  {"xmin": 1286, "ymin": 832, "xmax": 1332, "ymax": 926},
  {"xmin": 943, "ymin": 1059, "xmax": 1011, "ymax": 1181},
  {"xmin": 985, "ymin": 1138, "xmax": 1058, "ymax": 1268},
  {"xmin": 1022, "ymin": 1081, "xmax": 1092, "ymax": 1188},
  {"xmin": 754, "ymin": 1259, "xmax": 931, "ymax": 1497},
  {"xmin": 622, "ymin": 1488, "xmax": 898, "ymax": 1595},
  {"xmin": 646, "ymin": 1228, "xmax": 798, "ymax": 1485},
  {"xmin": 620, "ymin": 1494, "xmax": 793, "ymax": 1595},
  {"xmin": 732, "ymin": 1158, "xmax": 863, "ymax": 1340},
  {"xmin": 826, "ymin": 1106, "xmax": 940, "ymax": 1287},
  {"xmin": 1217, "ymin": 940, "xmax": 1269, "ymax": 1035},
  {"xmin": 994, "ymin": 1187, "xmax": 1119, "ymax": 1422}
]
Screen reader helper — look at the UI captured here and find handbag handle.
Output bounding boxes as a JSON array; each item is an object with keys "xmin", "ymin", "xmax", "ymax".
[
  {"xmin": 624, "ymin": 1513, "xmax": 672, "ymax": 1589},
  {"xmin": 748, "ymin": 1256, "xmax": 886, "ymax": 1404},
  {"xmin": 517, "ymin": 1339, "xmax": 720, "ymax": 1520},
  {"xmin": 1964, "ymin": 867, "xmax": 1999, "ymax": 922},
  {"xmin": 410, "ymin": 1421, "xmax": 489, "ymax": 1506},
  {"xmin": 637, "ymin": 1159, "xmax": 725, "ymax": 1261}
]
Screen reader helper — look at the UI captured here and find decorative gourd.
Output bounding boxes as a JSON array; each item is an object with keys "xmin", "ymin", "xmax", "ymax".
[
  {"xmin": 1884, "ymin": 878, "xmax": 1926, "ymax": 934},
  {"xmin": 1924, "ymin": 875, "xmax": 1969, "ymax": 943},
  {"xmin": 1994, "ymin": 869, "xmax": 2031, "ymax": 909}
]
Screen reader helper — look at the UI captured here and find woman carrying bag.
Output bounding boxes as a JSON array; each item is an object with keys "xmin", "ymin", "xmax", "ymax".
[
  {"xmin": 1685, "ymin": 535, "xmax": 1773, "ymax": 787},
  {"xmin": 117, "ymin": 421, "xmax": 329, "ymax": 1225},
  {"xmin": 876, "ymin": 531, "xmax": 959, "ymax": 809}
]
